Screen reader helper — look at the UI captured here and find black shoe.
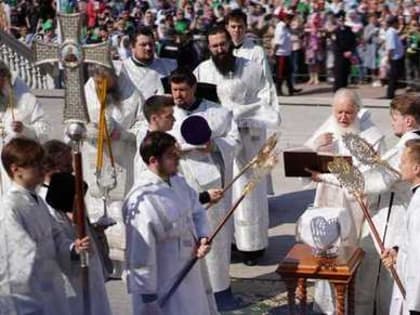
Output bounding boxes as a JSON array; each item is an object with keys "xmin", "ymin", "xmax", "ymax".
[
  {"xmin": 231, "ymin": 243, "xmax": 239, "ymax": 252},
  {"xmin": 244, "ymin": 257, "xmax": 258, "ymax": 266},
  {"xmin": 214, "ymin": 287, "xmax": 248, "ymax": 311},
  {"xmin": 242, "ymin": 249, "xmax": 265, "ymax": 266},
  {"xmin": 289, "ymin": 88, "xmax": 302, "ymax": 95}
]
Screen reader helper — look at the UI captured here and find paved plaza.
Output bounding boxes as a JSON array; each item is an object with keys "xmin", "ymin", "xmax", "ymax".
[{"xmin": 38, "ymin": 82, "xmax": 403, "ymax": 314}]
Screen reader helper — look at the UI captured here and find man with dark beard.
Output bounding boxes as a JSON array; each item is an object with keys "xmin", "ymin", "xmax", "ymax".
[{"xmin": 194, "ymin": 26, "xmax": 281, "ymax": 266}]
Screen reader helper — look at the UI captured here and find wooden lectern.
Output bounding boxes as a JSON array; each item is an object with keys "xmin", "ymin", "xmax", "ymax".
[{"xmin": 276, "ymin": 244, "xmax": 364, "ymax": 315}]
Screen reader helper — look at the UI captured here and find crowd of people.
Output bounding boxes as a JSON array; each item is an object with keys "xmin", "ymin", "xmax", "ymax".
[
  {"xmin": 0, "ymin": 0, "xmax": 419, "ymax": 95},
  {"xmin": 0, "ymin": 2, "xmax": 420, "ymax": 315}
]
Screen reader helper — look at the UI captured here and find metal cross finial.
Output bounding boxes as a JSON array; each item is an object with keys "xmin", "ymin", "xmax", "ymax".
[
  {"xmin": 327, "ymin": 157, "xmax": 406, "ymax": 298},
  {"xmin": 33, "ymin": 13, "xmax": 112, "ymax": 123},
  {"xmin": 342, "ymin": 132, "xmax": 400, "ymax": 178}
]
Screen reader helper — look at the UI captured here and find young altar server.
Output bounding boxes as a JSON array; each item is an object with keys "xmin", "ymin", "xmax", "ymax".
[
  {"xmin": 39, "ymin": 140, "xmax": 112, "ymax": 315},
  {"xmin": 382, "ymin": 139, "xmax": 420, "ymax": 315},
  {"xmin": 0, "ymin": 137, "xmax": 89, "ymax": 315},
  {"xmin": 355, "ymin": 94, "xmax": 420, "ymax": 315},
  {"xmin": 133, "ymin": 95, "xmax": 176, "ymax": 183},
  {"xmin": 133, "ymin": 95, "xmax": 222, "ymax": 205},
  {"xmin": 123, "ymin": 131, "xmax": 212, "ymax": 315}
]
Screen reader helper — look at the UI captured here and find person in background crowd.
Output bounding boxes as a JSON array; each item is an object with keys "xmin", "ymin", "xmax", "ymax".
[
  {"xmin": 304, "ymin": 10, "xmax": 324, "ymax": 85},
  {"xmin": 405, "ymin": 19, "xmax": 420, "ymax": 92},
  {"xmin": 4, "ymin": 0, "xmax": 417, "ymax": 94},
  {"xmin": 385, "ymin": 15, "xmax": 405, "ymax": 99},
  {"xmin": 273, "ymin": 10, "xmax": 301, "ymax": 96},
  {"xmin": 332, "ymin": 10, "xmax": 356, "ymax": 92},
  {"xmin": 363, "ymin": 13, "xmax": 381, "ymax": 86}
]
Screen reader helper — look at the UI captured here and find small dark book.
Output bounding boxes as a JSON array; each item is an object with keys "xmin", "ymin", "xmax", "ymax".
[{"xmin": 283, "ymin": 147, "xmax": 352, "ymax": 177}]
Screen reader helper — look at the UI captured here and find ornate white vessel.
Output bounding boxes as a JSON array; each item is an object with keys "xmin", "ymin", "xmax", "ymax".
[{"xmin": 296, "ymin": 206, "xmax": 352, "ymax": 258}]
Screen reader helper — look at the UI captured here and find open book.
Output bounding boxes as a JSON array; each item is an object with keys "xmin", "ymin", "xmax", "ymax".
[{"xmin": 283, "ymin": 147, "xmax": 352, "ymax": 177}]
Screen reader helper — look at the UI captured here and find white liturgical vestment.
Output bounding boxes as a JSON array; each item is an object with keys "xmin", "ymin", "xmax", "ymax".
[
  {"xmin": 233, "ymin": 37, "xmax": 278, "ymax": 109},
  {"xmin": 170, "ymin": 98, "xmax": 240, "ymax": 293},
  {"xmin": 355, "ymin": 130, "xmax": 420, "ymax": 315},
  {"xmin": 390, "ymin": 185, "xmax": 420, "ymax": 315},
  {"xmin": 123, "ymin": 169, "xmax": 212, "ymax": 315},
  {"xmin": 0, "ymin": 75, "xmax": 49, "ymax": 197},
  {"xmin": 83, "ymin": 77, "xmax": 143, "ymax": 262},
  {"xmin": 38, "ymin": 186, "xmax": 112, "ymax": 315},
  {"xmin": 304, "ymin": 109, "xmax": 385, "ymax": 315},
  {"xmin": 194, "ymin": 56, "xmax": 281, "ymax": 251},
  {"xmin": 0, "ymin": 183, "xmax": 73, "ymax": 315},
  {"xmin": 118, "ymin": 56, "xmax": 176, "ymax": 101}
]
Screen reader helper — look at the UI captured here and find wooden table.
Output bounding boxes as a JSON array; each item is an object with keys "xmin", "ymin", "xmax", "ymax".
[{"xmin": 276, "ymin": 244, "xmax": 364, "ymax": 315}]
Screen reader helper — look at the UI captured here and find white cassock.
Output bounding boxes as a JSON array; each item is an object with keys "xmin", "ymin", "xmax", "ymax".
[
  {"xmin": 170, "ymin": 99, "xmax": 240, "ymax": 293},
  {"xmin": 233, "ymin": 38, "xmax": 278, "ymax": 195},
  {"xmin": 390, "ymin": 186, "xmax": 420, "ymax": 315},
  {"xmin": 355, "ymin": 130, "xmax": 420, "ymax": 315},
  {"xmin": 0, "ymin": 183, "xmax": 72, "ymax": 315},
  {"xmin": 304, "ymin": 109, "xmax": 385, "ymax": 315},
  {"xmin": 194, "ymin": 56, "xmax": 281, "ymax": 252},
  {"xmin": 83, "ymin": 77, "xmax": 144, "ymax": 263},
  {"xmin": 123, "ymin": 169, "xmax": 212, "ymax": 315},
  {"xmin": 133, "ymin": 122, "xmax": 151, "ymax": 184},
  {"xmin": 118, "ymin": 57, "xmax": 176, "ymax": 101},
  {"xmin": 233, "ymin": 37, "xmax": 278, "ymax": 109},
  {"xmin": 38, "ymin": 186, "xmax": 112, "ymax": 315},
  {"xmin": 0, "ymin": 75, "xmax": 49, "ymax": 196}
]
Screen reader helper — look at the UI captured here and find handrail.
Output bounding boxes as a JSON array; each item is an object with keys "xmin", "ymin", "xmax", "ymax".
[
  {"xmin": 0, "ymin": 29, "xmax": 33, "ymax": 61},
  {"xmin": 0, "ymin": 29, "xmax": 54, "ymax": 89}
]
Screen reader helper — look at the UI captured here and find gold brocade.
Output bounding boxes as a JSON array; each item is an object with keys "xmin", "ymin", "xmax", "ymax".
[{"xmin": 95, "ymin": 77, "xmax": 115, "ymax": 178}]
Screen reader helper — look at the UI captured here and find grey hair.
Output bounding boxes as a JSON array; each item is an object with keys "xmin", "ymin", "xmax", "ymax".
[
  {"xmin": 332, "ymin": 88, "xmax": 362, "ymax": 111},
  {"xmin": 88, "ymin": 65, "xmax": 120, "ymax": 103}
]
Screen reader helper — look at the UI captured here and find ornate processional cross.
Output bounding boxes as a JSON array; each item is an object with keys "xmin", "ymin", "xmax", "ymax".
[{"xmin": 33, "ymin": 12, "xmax": 112, "ymax": 123}]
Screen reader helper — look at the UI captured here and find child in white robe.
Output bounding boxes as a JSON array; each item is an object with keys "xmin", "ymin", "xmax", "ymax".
[
  {"xmin": 382, "ymin": 139, "xmax": 420, "ymax": 315},
  {"xmin": 39, "ymin": 139, "xmax": 112, "ymax": 315},
  {"xmin": 0, "ymin": 137, "xmax": 89, "ymax": 315}
]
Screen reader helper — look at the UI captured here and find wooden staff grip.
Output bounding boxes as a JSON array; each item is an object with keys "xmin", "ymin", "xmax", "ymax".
[{"xmin": 355, "ymin": 196, "xmax": 406, "ymax": 299}]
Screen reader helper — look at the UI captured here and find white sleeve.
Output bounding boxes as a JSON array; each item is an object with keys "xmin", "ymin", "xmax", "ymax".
[
  {"xmin": 363, "ymin": 165, "xmax": 400, "ymax": 195},
  {"xmin": 318, "ymin": 173, "xmax": 341, "ymax": 186},
  {"xmin": 49, "ymin": 211, "xmax": 73, "ymax": 262},
  {"xmin": 0, "ymin": 202, "xmax": 39, "ymax": 314},
  {"xmin": 406, "ymin": 212, "xmax": 420, "ymax": 311},
  {"xmin": 125, "ymin": 198, "xmax": 159, "ymax": 295},
  {"xmin": 385, "ymin": 31, "xmax": 395, "ymax": 51},
  {"xmin": 212, "ymin": 111, "xmax": 241, "ymax": 156},
  {"xmin": 21, "ymin": 94, "xmax": 49, "ymax": 142},
  {"xmin": 188, "ymin": 185, "xmax": 210, "ymax": 239},
  {"xmin": 273, "ymin": 24, "xmax": 285, "ymax": 46}
]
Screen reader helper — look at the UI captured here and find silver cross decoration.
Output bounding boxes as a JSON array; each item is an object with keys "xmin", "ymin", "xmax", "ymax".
[{"xmin": 33, "ymin": 12, "xmax": 112, "ymax": 123}]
